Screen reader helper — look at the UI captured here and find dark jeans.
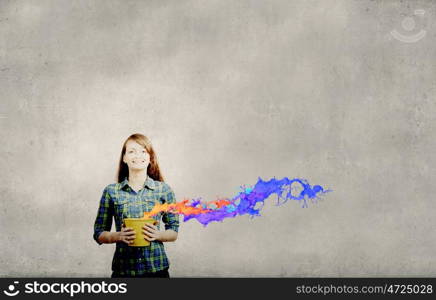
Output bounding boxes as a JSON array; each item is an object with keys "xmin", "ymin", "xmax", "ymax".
[{"xmin": 111, "ymin": 268, "xmax": 170, "ymax": 278}]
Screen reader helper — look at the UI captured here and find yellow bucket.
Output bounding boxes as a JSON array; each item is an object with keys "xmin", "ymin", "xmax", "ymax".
[{"xmin": 123, "ymin": 218, "xmax": 158, "ymax": 247}]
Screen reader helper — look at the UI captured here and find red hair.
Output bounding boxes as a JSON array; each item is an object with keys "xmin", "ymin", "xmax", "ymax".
[{"xmin": 116, "ymin": 133, "xmax": 164, "ymax": 182}]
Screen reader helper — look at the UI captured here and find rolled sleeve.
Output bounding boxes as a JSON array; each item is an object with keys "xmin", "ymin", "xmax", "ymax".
[
  {"xmin": 93, "ymin": 186, "xmax": 113, "ymax": 245},
  {"xmin": 161, "ymin": 184, "xmax": 180, "ymax": 233}
]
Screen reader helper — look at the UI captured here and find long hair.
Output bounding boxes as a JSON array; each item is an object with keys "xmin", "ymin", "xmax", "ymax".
[{"xmin": 116, "ymin": 133, "xmax": 164, "ymax": 183}]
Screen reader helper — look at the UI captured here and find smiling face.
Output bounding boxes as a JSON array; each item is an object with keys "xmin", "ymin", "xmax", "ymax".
[{"xmin": 123, "ymin": 139, "xmax": 151, "ymax": 171}]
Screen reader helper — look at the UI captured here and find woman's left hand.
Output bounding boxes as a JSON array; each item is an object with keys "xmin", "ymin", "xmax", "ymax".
[{"xmin": 142, "ymin": 223, "xmax": 162, "ymax": 242}]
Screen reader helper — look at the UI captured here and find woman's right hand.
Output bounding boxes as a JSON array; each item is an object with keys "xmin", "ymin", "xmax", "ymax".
[{"xmin": 117, "ymin": 224, "xmax": 136, "ymax": 245}]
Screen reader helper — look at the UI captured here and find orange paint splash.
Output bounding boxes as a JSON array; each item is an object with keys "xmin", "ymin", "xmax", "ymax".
[{"xmin": 142, "ymin": 198, "xmax": 232, "ymax": 219}]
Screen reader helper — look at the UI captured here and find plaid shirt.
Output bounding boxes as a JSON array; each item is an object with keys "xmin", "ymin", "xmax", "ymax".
[{"xmin": 93, "ymin": 176, "xmax": 179, "ymax": 276}]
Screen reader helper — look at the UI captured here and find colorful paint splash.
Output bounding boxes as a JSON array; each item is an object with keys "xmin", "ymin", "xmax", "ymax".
[{"xmin": 143, "ymin": 177, "xmax": 332, "ymax": 226}]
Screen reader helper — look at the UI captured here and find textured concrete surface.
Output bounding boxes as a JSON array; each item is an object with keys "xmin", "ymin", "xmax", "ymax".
[{"xmin": 1, "ymin": 0, "xmax": 435, "ymax": 277}]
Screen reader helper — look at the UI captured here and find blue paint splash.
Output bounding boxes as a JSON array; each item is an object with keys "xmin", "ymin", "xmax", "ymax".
[{"xmin": 182, "ymin": 177, "xmax": 332, "ymax": 226}]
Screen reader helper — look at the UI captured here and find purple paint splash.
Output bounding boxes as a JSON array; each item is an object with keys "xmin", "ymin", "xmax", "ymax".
[{"xmin": 182, "ymin": 177, "xmax": 331, "ymax": 226}]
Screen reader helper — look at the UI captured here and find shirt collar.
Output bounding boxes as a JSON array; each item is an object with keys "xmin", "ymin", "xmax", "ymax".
[{"xmin": 120, "ymin": 176, "xmax": 156, "ymax": 191}]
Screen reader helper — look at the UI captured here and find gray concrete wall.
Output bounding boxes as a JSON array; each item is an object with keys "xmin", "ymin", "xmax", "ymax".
[{"xmin": 1, "ymin": 0, "xmax": 435, "ymax": 277}]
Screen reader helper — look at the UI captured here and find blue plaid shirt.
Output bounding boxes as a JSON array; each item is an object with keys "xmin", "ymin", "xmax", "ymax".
[{"xmin": 93, "ymin": 177, "xmax": 179, "ymax": 275}]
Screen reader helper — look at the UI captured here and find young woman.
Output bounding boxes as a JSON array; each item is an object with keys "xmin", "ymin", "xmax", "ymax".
[{"xmin": 93, "ymin": 133, "xmax": 179, "ymax": 278}]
